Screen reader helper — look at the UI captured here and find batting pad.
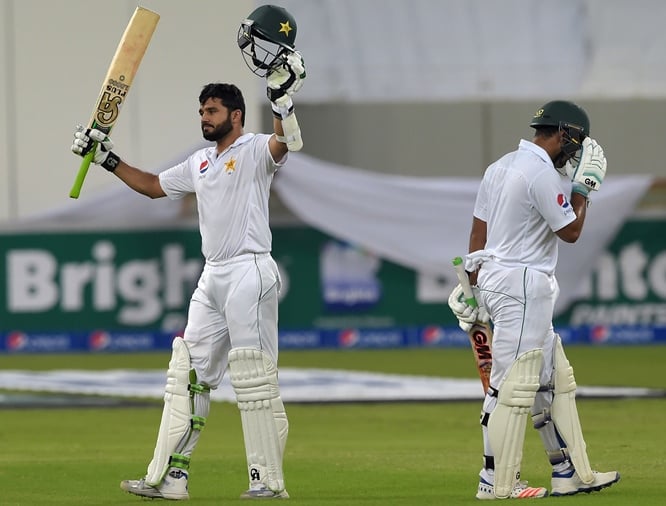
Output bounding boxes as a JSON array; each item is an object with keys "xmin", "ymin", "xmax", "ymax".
[
  {"xmin": 551, "ymin": 336, "xmax": 594, "ymax": 484},
  {"xmin": 488, "ymin": 348, "xmax": 542, "ymax": 498},
  {"xmin": 145, "ymin": 337, "xmax": 201, "ymax": 486},
  {"xmin": 229, "ymin": 348, "xmax": 288, "ymax": 493}
]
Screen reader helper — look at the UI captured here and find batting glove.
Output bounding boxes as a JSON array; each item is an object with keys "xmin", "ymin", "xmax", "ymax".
[
  {"xmin": 266, "ymin": 50, "xmax": 306, "ymax": 102},
  {"xmin": 448, "ymin": 283, "xmax": 490, "ymax": 333},
  {"xmin": 571, "ymin": 137, "xmax": 607, "ymax": 198},
  {"xmin": 71, "ymin": 125, "xmax": 120, "ymax": 172}
]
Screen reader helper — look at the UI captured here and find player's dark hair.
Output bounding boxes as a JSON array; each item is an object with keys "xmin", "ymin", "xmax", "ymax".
[
  {"xmin": 199, "ymin": 83, "xmax": 246, "ymax": 126},
  {"xmin": 532, "ymin": 125, "xmax": 559, "ymax": 139}
]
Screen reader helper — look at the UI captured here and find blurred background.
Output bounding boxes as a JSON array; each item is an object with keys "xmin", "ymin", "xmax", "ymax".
[{"xmin": 1, "ymin": 0, "xmax": 664, "ymax": 354}]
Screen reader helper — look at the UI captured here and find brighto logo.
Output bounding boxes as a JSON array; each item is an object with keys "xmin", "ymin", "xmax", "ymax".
[{"xmin": 6, "ymin": 241, "xmax": 203, "ymax": 326}]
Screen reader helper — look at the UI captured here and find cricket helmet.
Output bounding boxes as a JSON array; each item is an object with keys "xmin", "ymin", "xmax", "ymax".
[
  {"xmin": 237, "ymin": 4, "xmax": 297, "ymax": 77},
  {"xmin": 530, "ymin": 100, "xmax": 590, "ymax": 159}
]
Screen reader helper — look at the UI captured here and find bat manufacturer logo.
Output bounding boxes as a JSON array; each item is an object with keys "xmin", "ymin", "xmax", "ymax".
[
  {"xmin": 584, "ymin": 178, "xmax": 597, "ymax": 188},
  {"xmin": 95, "ymin": 92, "xmax": 123, "ymax": 127},
  {"xmin": 95, "ymin": 78, "xmax": 131, "ymax": 127},
  {"xmin": 471, "ymin": 327, "xmax": 492, "ymax": 361}
]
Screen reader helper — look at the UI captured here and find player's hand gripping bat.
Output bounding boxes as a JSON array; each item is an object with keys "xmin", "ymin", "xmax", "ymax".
[
  {"xmin": 70, "ymin": 6, "xmax": 160, "ymax": 198},
  {"xmin": 452, "ymin": 256, "xmax": 493, "ymax": 393}
]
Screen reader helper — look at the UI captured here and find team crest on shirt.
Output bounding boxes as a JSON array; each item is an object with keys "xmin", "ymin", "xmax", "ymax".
[
  {"xmin": 224, "ymin": 157, "xmax": 237, "ymax": 174},
  {"xmin": 557, "ymin": 193, "xmax": 570, "ymax": 209}
]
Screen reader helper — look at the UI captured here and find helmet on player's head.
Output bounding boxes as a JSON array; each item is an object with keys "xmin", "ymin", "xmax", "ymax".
[
  {"xmin": 530, "ymin": 100, "xmax": 590, "ymax": 159},
  {"xmin": 237, "ymin": 4, "xmax": 297, "ymax": 77}
]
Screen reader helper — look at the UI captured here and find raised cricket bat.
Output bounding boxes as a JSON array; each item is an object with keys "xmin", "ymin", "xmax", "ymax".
[
  {"xmin": 69, "ymin": 6, "xmax": 160, "ymax": 199},
  {"xmin": 452, "ymin": 256, "xmax": 493, "ymax": 393}
]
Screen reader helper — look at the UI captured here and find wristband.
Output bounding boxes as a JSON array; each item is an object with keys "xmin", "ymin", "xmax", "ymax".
[
  {"xmin": 101, "ymin": 151, "xmax": 121, "ymax": 172},
  {"xmin": 571, "ymin": 181, "xmax": 590, "ymax": 198},
  {"xmin": 271, "ymin": 97, "xmax": 294, "ymax": 120}
]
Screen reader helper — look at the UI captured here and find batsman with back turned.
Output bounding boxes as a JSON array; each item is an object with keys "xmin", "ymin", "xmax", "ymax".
[
  {"xmin": 448, "ymin": 101, "xmax": 620, "ymax": 500},
  {"xmin": 71, "ymin": 5, "xmax": 306, "ymax": 501}
]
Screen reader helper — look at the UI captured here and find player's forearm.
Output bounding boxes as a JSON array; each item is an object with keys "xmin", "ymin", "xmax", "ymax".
[
  {"xmin": 467, "ymin": 217, "xmax": 488, "ymax": 285},
  {"xmin": 112, "ymin": 160, "xmax": 166, "ymax": 199},
  {"xmin": 569, "ymin": 191, "xmax": 588, "ymax": 233}
]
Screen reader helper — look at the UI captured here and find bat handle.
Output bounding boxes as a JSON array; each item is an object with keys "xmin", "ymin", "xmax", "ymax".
[
  {"xmin": 452, "ymin": 256, "xmax": 478, "ymax": 308},
  {"xmin": 69, "ymin": 149, "xmax": 95, "ymax": 199}
]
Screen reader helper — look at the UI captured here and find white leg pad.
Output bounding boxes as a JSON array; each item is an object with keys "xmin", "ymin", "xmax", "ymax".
[
  {"xmin": 229, "ymin": 347, "xmax": 287, "ymax": 493},
  {"xmin": 551, "ymin": 336, "xmax": 594, "ymax": 484},
  {"xmin": 145, "ymin": 337, "xmax": 194, "ymax": 486},
  {"xmin": 487, "ymin": 348, "xmax": 543, "ymax": 499}
]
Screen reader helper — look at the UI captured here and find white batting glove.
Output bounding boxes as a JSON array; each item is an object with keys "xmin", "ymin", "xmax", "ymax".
[
  {"xmin": 71, "ymin": 125, "xmax": 120, "ymax": 171},
  {"xmin": 571, "ymin": 137, "xmax": 607, "ymax": 198},
  {"xmin": 266, "ymin": 50, "xmax": 306, "ymax": 102},
  {"xmin": 448, "ymin": 283, "xmax": 490, "ymax": 332}
]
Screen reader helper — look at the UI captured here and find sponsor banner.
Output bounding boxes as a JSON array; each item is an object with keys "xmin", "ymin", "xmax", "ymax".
[
  {"xmin": 2, "ymin": 219, "xmax": 666, "ymax": 353},
  {"xmin": 557, "ymin": 218, "xmax": 666, "ymax": 327},
  {"xmin": 2, "ymin": 326, "xmax": 665, "ymax": 354},
  {"xmin": 0, "ymin": 330, "xmax": 177, "ymax": 353}
]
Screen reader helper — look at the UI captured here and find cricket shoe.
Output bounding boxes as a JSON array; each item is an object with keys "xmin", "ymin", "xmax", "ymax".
[
  {"xmin": 551, "ymin": 469, "xmax": 620, "ymax": 496},
  {"xmin": 476, "ymin": 477, "xmax": 548, "ymax": 500},
  {"xmin": 120, "ymin": 468, "xmax": 189, "ymax": 500},
  {"xmin": 240, "ymin": 487, "xmax": 290, "ymax": 499}
]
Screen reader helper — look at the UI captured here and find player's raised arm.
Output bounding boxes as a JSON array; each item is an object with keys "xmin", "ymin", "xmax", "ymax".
[
  {"xmin": 236, "ymin": 6, "xmax": 305, "ymax": 160},
  {"xmin": 71, "ymin": 126, "xmax": 165, "ymax": 199},
  {"xmin": 267, "ymin": 50, "xmax": 305, "ymax": 159}
]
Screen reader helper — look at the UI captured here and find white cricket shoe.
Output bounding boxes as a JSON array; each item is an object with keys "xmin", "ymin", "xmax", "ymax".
[
  {"xmin": 240, "ymin": 487, "xmax": 290, "ymax": 499},
  {"xmin": 476, "ymin": 477, "xmax": 548, "ymax": 500},
  {"xmin": 551, "ymin": 468, "xmax": 620, "ymax": 496},
  {"xmin": 120, "ymin": 468, "xmax": 190, "ymax": 500}
]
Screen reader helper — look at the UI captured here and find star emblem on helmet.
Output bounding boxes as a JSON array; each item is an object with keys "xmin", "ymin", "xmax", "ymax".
[
  {"xmin": 225, "ymin": 157, "xmax": 236, "ymax": 174},
  {"xmin": 279, "ymin": 21, "xmax": 292, "ymax": 36}
]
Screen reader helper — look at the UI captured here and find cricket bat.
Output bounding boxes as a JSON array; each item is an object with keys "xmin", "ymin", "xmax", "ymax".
[
  {"xmin": 452, "ymin": 256, "xmax": 493, "ymax": 393},
  {"xmin": 69, "ymin": 6, "xmax": 160, "ymax": 199}
]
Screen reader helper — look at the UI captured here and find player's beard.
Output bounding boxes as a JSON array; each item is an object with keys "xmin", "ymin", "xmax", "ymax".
[{"xmin": 202, "ymin": 116, "xmax": 233, "ymax": 142}]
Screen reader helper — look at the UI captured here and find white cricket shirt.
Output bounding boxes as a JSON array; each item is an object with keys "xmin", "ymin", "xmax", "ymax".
[
  {"xmin": 159, "ymin": 133, "xmax": 284, "ymax": 263},
  {"xmin": 473, "ymin": 139, "xmax": 576, "ymax": 275}
]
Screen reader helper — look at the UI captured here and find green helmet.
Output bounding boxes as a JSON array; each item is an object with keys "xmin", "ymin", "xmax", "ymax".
[
  {"xmin": 530, "ymin": 100, "xmax": 590, "ymax": 135},
  {"xmin": 237, "ymin": 5, "xmax": 297, "ymax": 77},
  {"xmin": 530, "ymin": 100, "xmax": 590, "ymax": 159}
]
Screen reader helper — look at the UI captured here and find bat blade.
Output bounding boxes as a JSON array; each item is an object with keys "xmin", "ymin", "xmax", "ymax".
[
  {"xmin": 467, "ymin": 322, "xmax": 493, "ymax": 393},
  {"xmin": 452, "ymin": 256, "xmax": 494, "ymax": 393},
  {"xmin": 70, "ymin": 7, "xmax": 160, "ymax": 199}
]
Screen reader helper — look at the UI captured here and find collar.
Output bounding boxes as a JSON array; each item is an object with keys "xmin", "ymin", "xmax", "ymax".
[
  {"xmin": 518, "ymin": 139, "xmax": 554, "ymax": 168},
  {"xmin": 208, "ymin": 133, "xmax": 255, "ymax": 158}
]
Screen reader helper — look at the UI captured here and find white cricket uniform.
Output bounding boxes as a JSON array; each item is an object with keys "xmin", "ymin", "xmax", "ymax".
[
  {"xmin": 467, "ymin": 139, "xmax": 576, "ymax": 392},
  {"xmin": 159, "ymin": 133, "xmax": 285, "ymax": 388}
]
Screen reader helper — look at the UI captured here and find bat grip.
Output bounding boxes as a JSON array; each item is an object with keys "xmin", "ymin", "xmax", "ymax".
[
  {"xmin": 69, "ymin": 148, "xmax": 95, "ymax": 199},
  {"xmin": 452, "ymin": 256, "xmax": 478, "ymax": 308}
]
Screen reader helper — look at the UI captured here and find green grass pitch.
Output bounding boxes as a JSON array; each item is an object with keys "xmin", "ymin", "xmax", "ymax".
[{"xmin": 0, "ymin": 345, "xmax": 664, "ymax": 505}]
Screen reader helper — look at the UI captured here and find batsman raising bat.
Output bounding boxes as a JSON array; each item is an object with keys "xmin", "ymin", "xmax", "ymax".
[
  {"xmin": 449, "ymin": 100, "xmax": 619, "ymax": 500},
  {"xmin": 72, "ymin": 4, "xmax": 305, "ymax": 501}
]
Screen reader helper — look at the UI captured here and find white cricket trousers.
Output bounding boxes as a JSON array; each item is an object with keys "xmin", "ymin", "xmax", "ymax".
[
  {"xmin": 183, "ymin": 252, "xmax": 281, "ymax": 389},
  {"xmin": 478, "ymin": 261, "xmax": 560, "ymax": 393}
]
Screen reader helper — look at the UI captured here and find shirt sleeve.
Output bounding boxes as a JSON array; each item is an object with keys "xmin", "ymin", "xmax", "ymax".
[
  {"xmin": 254, "ymin": 134, "xmax": 286, "ymax": 174},
  {"xmin": 530, "ymin": 171, "xmax": 576, "ymax": 232},
  {"xmin": 158, "ymin": 158, "xmax": 194, "ymax": 200},
  {"xmin": 473, "ymin": 173, "xmax": 489, "ymax": 221}
]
